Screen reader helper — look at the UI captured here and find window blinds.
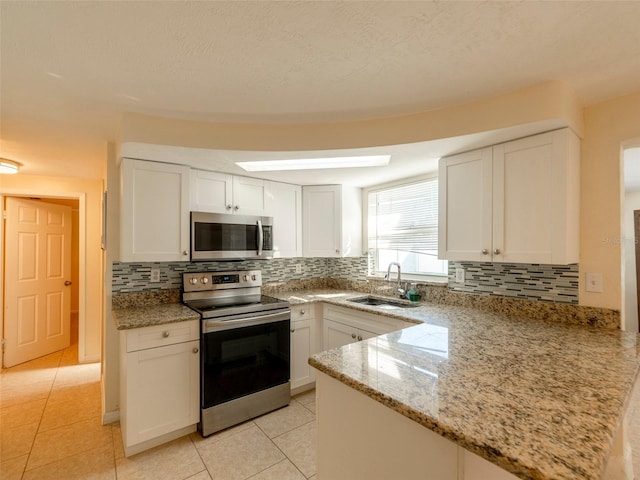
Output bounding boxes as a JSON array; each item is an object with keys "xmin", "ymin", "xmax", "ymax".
[{"xmin": 368, "ymin": 178, "xmax": 439, "ymax": 254}]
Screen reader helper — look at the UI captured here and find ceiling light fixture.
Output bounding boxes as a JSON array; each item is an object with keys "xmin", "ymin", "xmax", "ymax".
[
  {"xmin": 0, "ymin": 158, "xmax": 20, "ymax": 174},
  {"xmin": 236, "ymin": 155, "xmax": 391, "ymax": 172}
]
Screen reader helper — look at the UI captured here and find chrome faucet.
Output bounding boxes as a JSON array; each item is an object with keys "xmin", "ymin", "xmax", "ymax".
[{"xmin": 386, "ymin": 262, "xmax": 405, "ymax": 298}]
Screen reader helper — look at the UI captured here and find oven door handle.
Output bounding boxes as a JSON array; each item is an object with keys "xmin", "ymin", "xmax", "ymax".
[
  {"xmin": 203, "ymin": 309, "xmax": 289, "ymax": 333},
  {"xmin": 257, "ymin": 219, "xmax": 263, "ymax": 257}
]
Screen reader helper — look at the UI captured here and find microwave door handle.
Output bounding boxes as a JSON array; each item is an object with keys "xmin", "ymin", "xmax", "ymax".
[{"xmin": 257, "ymin": 219, "xmax": 263, "ymax": 256}]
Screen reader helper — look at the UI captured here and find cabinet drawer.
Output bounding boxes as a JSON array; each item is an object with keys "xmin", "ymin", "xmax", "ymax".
[
  {"xmin": 125, "ymin": 320, "xmax": 200, "ymax": 353},
  {"xmin": 291, "ymin": 305, "xmax": 315, "ymax": 321},
  {"xmin": 323, "ymin": 304, "xmax": 412, "ymax": 335}
]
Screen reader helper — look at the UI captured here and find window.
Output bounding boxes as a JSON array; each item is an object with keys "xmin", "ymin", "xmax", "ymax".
[{"xmin": 368, "ymin": 177, "xmax": 447, "ymax": 277}]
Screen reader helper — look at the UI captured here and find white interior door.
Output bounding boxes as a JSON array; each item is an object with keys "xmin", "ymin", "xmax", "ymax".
[{"xmin": 4, "ymin": 197, "xmax": 72, "ymax": 367}]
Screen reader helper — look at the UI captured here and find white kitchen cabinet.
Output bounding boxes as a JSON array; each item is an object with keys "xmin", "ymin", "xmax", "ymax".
[
  {"xmin": 120, "ymin": 158, "xmax": 190, "ymax": 262},
  {"xmin": 302, "ymin": 185, "xmax": 362, "ymax": 257},
  {"xmin": 322, "ymin": 304, "xmax": 412, "ymax": 350},
  {"xmin": 290, "ymin": 304, "xmax": 316, "ymax": 391},
  {"xmin": 190, "ymin": 169, "xmax": 267, "ymax": 216},
  {"xmin": 120, "ymin": 320, "xmax": 200, "ymax": 457},
  {"xmin": 438, "ymin": 128, "xmax": 580, "ymax": 264},
  {"xmin": 190, "ymin": 170, "xmax": 232, "ymax": 213},
  {"xmin": 266, "ymin": 181, "xmax": 302, "ymax": 257}
]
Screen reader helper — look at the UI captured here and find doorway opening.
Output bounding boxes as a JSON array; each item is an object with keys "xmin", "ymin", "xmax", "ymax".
[
  {"xmin": 1, "ymin": 195, "xmax": 81, "ymax": 368},
  {"xmin": 622, "ymin": 146, "xmax": 640, "ymax": 332}
]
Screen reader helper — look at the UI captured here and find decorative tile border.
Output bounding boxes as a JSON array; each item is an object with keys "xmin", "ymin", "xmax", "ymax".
[{"xmin": 447, "ymin": 261, "xmax": 579, "ymax": 305}]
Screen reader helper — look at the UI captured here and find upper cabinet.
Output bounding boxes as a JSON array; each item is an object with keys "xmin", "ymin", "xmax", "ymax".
[
  {"xmin": 120, "ymin": 158, "xmax": 190, "ymax": 262},
  {"xmin": 302, "ymin": 185, "xmax": 362, "ymax": 257},
  {"xmin": 438, "ymin": 128, "xmax": 580, "ymax": 264},
  {"xmin": 265, "ymin": 181, "xmax": 302, "ymax": 258},
  {"xmin": 190, "ymin": 169, "xmax": 267, "ymax": 216}
]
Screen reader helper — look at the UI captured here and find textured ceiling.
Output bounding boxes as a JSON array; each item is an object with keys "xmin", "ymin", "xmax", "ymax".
[{"xmin": 1, "ymin": 1, "xmax": 639, "ymax": 181}]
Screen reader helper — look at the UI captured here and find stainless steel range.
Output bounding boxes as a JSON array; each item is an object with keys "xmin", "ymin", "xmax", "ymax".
[{"xmin": 182, "ymin": 270, "xmax": 291, "ymax": 437}]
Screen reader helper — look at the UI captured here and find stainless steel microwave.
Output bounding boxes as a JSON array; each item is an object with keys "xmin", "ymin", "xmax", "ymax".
[{"xmin": 190, "ymin": 212, "xmax": 273, "ymax": 261}]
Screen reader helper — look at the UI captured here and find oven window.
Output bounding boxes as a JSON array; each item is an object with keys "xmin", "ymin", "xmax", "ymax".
[{"xmin": 201, "ymin": 319, "xmax": 290, "ymax": 408}]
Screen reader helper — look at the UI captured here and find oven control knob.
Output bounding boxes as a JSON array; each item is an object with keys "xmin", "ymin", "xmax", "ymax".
[
  {"xmin": 251, "ymin": 274, "xmax": 256, "ymax": 281},
  {"xmin": 201, "ymin": 277, "xmax": 209, "ymax": 284},
  {"xmin": 243, "ymin": 275, "xmax": 248, "ymax": 281},
  {"xmin": 189, "ymin": 278, "xmax": 198, "ymax": 285}
]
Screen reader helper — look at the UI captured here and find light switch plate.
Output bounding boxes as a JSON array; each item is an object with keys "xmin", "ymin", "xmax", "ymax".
[{"xmin": 585, "ymin": 272, "xmax": 603, "ymax": 293}]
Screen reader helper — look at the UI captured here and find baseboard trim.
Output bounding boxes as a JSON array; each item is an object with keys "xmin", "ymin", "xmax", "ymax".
[{"xmin": 103, "ymin": 410, "xmax": 120, "ymax": 425}]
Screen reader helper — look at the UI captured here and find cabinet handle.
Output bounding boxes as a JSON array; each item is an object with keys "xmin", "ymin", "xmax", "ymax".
[
  {"xmin": 335, "ymin": 249, "xmax": 340, "ymax": 254},
  {"xmin": 234, "ymin": 205, "xmax": 240, "ymax": 211},
  {"xmin": 182, "ymin": 250, "xmax": 188, "ymax": 256},
  {"xmin": 351, "ymin": 333, "xmax": 357, "ymax": 339},
  {"xmin": 226, "ymin": 204, "xmax": 232, "ymax": 210},
  {"xmin": 192, "ymin": 347, "xmax": 199, "ymax": 354},
  {"xmin": 162, "ymin": 331, "xmax": 170, "ymax": 338},
  {"xmin": 357, "ymin": 335, "xmax": 363, "ymax": 341},
  {"xmin": 300, "ymin": 310, "xmax": 305, "ymax": 315},
  {"xmin": 482, "ymin": 249, "xmax": 489, "ymax": 255},
  {"xmin": 494, "ymin": 249, "xmax": 501, "ymax": 255},
  {"xmin": 290, "ymin": 329, "xmax": 295, "ymax": 333}
]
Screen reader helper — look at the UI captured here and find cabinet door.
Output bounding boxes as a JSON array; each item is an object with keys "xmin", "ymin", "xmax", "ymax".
[
  {"xmin": 266, "ymin": 182, "xmax": 302, "ymax": 257},
  {"xmin": 493, "ymin": 129, "xmax": 578, "ymax": 264},
  {"xmin": 323, "ymin": 319, "xmax": 356, "ymax": 350},
  {"xmin": 232, "ymin": 176, "xmax": 267, "ymax": 215},
  {"xmin": 303, "ymin": 185, "xmax": 341, "ymax": 257},
  {"xmin": 190, "ymin": 170, "xmax": 233, "ymax": 214},
  {"xmin": 438, "ymin": 148, "xmax": 493, "ymax": 261},
  {"xmin": 291, "ymin": 318, "xmax": 315, "ymax": 390},
  {"xmin": 125, "ymin": 339, "xmax": 199, "ymax": 446},
  {"xmin": 121, "ymin": 159, "xmax": 190, "ymax": 262}
]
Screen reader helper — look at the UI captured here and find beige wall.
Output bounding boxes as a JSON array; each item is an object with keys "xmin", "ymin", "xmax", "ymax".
[
  {"xmin": 0, "ymin": 174, "xmax": 104, "ymax": 362},
  {"xmin": 581, "ymin": 91, "xmax": 640, "ymax": 310},
  {"xmin": 122, "ymin": 80, "xmax": 584, "ymax": 151}
]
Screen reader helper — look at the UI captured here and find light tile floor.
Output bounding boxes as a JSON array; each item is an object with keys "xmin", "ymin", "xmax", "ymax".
[{"xmin": 0, "ymin": 337, "xmax": 317, "ymax": 480}]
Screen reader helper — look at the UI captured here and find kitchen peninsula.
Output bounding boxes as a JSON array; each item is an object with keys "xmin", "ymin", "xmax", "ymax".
[{"xmin": 304, "ymin": 298, "xmax": 640, "ymax": 480}]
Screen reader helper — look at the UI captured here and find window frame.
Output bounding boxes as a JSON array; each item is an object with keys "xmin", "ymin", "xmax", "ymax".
[{"xmin": 362, "ymin": 173, "xmax": 448, "ymax": 282}]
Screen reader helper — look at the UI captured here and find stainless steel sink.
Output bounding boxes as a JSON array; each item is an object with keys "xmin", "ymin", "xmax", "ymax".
[{"xmin": 347, "ymin": 296, "xmax": 419, "ymax": 309}]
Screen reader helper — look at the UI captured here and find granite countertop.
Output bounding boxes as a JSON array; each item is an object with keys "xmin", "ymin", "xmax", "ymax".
[
  {"xmin": 309, "ymin": 301, "xmax": 640, "ymax": 480},
  {"xmin": 112, "ymin": 303, "xmax": 199, "ymax": 330}
]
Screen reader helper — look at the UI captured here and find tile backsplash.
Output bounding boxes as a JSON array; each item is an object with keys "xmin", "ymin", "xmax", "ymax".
[
  {"xmin": 112, "ymin": 256, "xmax": 367, "ymax": 293},
  {"xmin": 112, "ymin": 257, "xmax": 579, "ymax": 304},
  {"xmin": 448, "ymin": 261, "xmax": 579, "ymax": 304}
]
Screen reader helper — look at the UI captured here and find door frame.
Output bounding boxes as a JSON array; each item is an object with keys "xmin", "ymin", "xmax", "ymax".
[{"xmin": 0, "ymin": 191, "xmax": 89, "ymax": 366}]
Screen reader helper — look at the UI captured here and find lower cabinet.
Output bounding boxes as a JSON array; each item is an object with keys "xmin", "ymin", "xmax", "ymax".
[
  {"xmin": 120, "ymin": 320, "xmax": 200, "ymax": 457},
  {"xmin": 290, "ymin": 305, "xmax": 316, "ymax": 392},
  {"xmin": 322, "ymin": 304, "xmax": 412, "ymax": 350}
]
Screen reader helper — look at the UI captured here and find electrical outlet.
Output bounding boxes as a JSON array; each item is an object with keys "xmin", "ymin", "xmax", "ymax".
[
  {"xmin": 585, "ymin": 272, "xmax": 603, "ymax": 293},
  {"xmin": 295, "ymin": 264, "xmax": 302, "ymax": 274},
  {"xmin": 455, "ymin": 268, "xmax": 465, "ymax": 284},
  {"xmin": 150, "ymin": 268, "xmax": 161, "ymax": 283}
]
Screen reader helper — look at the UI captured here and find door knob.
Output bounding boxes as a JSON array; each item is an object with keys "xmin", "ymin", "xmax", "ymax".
[{"xmin": 64, "ymin": 281, "xmax": 72, "ymax": 286}]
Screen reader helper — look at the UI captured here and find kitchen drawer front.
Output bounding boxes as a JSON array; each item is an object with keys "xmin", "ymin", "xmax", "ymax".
[
  {"xmin": 125, "ymin": 320, "xmax": 200, "ymax": 353},
  {"xmin": 323, "ymin": 304, "xmax": 412, "ymax": 335},
  {"xmin": 291, "ymin": 304, "xmax": 315, "ymax": 321}
]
